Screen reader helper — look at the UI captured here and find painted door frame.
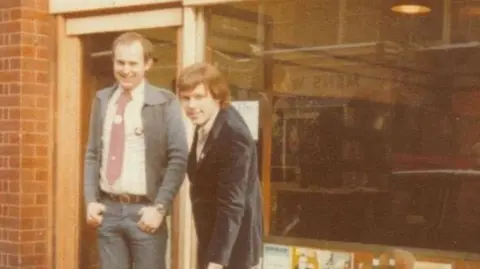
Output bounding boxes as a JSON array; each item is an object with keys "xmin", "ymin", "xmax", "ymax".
[{"xmin": 54, "ymin": 5, "xmax": 205, "ymax": 269}]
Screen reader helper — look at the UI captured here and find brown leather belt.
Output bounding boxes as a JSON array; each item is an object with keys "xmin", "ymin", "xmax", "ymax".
[{"xmin": 103, "ymin": 192, "xmax": 149, "ymax": 204}]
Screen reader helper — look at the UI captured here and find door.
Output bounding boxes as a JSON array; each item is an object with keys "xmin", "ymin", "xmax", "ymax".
[{"xmin": 54, "ymin": 7, "xmax": 200, "ymax": 269}]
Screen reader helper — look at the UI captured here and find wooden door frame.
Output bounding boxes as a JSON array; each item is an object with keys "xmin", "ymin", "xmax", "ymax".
[{"xmin": 54, "ymin": 5, "xmax": 204, "ymax": 269}]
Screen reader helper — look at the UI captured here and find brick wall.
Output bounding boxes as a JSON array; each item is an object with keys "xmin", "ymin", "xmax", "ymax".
[{"xmin": 0, "ymin": 0, "xmax": 54, "ymax": 269}]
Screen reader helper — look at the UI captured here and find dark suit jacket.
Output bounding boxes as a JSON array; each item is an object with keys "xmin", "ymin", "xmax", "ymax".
[
  {"xmin": 188, "ymin": 106, "xmax": 263, "ymax": 269},
  {"xmin": 83, "ymin": 83, "xmax": 188, "ymax": 210}
]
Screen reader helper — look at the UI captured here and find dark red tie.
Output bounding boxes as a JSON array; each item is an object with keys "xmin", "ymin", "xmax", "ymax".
[{"xmin": 106, "ymin": 91, "xmax": 132, "ymax": 185}]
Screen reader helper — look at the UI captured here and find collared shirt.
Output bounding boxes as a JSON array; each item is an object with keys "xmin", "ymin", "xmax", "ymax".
[
  {"xmin": 100, "ymin": 81, "xmax": 147, "ymax": 195},
  {"xmin": 196, "ymin": 108, "xmax": 219, "ymax": 162}
]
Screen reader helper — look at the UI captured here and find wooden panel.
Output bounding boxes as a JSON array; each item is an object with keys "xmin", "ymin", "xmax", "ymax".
[
  {"xmin": 173, "ymin": 7, "xmax": 203, "ymax": 269},
  {"xmin": 49, "ymin": 0, "xmax": 180, "ymax": 14},
  {"xmin": 66, "ymin": 8, "xmax": 182, "ymax": 35},
  {"xmin": 183, "ymin": 0, "xmax": 256, "ymax": 6},
  {"xmin": 55, "ymin": 16, "xmax": 84, "ymax": 269}
]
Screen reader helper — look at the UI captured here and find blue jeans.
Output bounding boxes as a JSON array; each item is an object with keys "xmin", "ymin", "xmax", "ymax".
[{"xmin": 97, "ymin": 199, "xmax": 168, "ymax": 269}]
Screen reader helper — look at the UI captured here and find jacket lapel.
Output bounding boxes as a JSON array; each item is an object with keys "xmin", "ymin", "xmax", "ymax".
[
  {"xmin": 97, "ymin": 84, "xmax": 117, "ymax": 127},
  {"xmin": 187, "ymin": 128, "xmax": 198, "ymax": 176},
  {"xmin": 195, "ymin": 108, "xmax": 227, "ymax": 170}
]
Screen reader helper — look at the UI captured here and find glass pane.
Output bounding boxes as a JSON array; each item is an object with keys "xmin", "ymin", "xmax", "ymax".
[{"xmin": 206, "ymin": 0, "xmax": 480, "ymax": 256}]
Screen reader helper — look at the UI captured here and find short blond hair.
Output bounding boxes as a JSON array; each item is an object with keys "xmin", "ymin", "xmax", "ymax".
[{"xmin": 112, "ymin": 32, "xmax": 154, "ymax": 61}]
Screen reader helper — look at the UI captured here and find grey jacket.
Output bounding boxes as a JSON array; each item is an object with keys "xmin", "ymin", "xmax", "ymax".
[{"xmin": 83, "ymin": 83, "xmax": 188, "ymax": 210}]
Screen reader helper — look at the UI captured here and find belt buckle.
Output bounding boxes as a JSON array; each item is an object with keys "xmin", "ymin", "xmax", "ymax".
[{"xmin": 119, "ymin": 194, "xmax": 131, "ymax": 204}]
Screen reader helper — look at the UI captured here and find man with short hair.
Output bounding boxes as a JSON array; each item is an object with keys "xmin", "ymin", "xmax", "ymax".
[
  {"xmin": 84, "ymin": 31, "xmax": 188, "ymax": 269},
  {"xmin": 177, "ymin": 62, "xmax": 264, "ymax": 269}
]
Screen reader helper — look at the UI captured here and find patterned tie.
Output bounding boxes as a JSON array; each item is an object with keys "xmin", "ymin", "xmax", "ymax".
[
  {"xmin": 106, "ymin": 91, "xmax": 132, "ymax": 185},
  {"xmin": 196, "ymin": 127, "xmax": 208, "ymax": 162}
]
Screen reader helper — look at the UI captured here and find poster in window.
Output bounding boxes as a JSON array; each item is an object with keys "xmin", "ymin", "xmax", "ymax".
[
  {"xmin": 292, "ymin": 248, "xmax": 354, "ymax": 269},
  {"xmin": 263, "ymin": 244, "xmax": 292, "ymax": 269}
]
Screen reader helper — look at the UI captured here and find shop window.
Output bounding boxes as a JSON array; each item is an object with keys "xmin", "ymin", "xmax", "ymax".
[{"xmin": 206, "ymin": 0, "xmax": 480, "ymax": 254}]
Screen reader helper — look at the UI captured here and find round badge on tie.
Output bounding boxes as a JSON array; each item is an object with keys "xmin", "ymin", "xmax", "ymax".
[
  {"xmin": 114, "ymin": 115, "xmax": 122, "ymax": 124},
  {"xmin": 134, "ymin": 127, "xmax": 144, "ymax": 136}
]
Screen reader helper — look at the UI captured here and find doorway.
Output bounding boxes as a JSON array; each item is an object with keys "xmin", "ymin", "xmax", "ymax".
[{"xmin": 54, "ymin": 6, "xmax": 199, "ymax": 269}]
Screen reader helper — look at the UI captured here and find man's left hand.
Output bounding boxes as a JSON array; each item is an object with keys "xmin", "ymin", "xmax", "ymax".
[
  {"xmin": 207, "ymin": 262, "xmax": 223, "ymax": 269},
  {"xmin": 137, "ymin": 206, "xmax": 164, "ymax": 233}
]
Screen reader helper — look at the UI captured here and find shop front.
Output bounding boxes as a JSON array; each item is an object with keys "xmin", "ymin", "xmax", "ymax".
[{"xmin": 50, "ymin": 0, "xmax": 480, "ymax": 268}]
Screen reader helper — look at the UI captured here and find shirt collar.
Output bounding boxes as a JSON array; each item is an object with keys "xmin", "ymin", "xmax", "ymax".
[{"xmin": 118, "ymin": 80, "xmax": 145, "ymax": 101}]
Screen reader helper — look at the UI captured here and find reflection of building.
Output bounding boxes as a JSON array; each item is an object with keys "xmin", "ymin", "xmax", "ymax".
[{"xmin": 4, "ymin": 0, "xmax": 480, "ymax": 269}]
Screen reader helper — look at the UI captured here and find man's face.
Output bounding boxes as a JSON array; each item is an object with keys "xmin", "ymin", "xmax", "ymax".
[
  {"xmin": 179, "ymin": 83, "xmax": 220, "ymax": 127},
  {"xmin": 113, "ymin": 41, "xmax": 152, "ymax": 91}
]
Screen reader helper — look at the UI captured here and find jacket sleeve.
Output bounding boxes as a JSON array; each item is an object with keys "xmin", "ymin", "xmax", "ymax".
[
  {"xmin": 207, "ymin": 131, "xmax": 251, "ymax": 266},
  {"xmin": 84, "ymin": 96, "xmax": 101, "ymax": 207},
  {"xmin": 154, "ymin": 97, "xmax": 189, "ymax": 210}
]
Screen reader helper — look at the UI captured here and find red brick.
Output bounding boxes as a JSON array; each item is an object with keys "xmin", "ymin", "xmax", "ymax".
[
  {"xmin": 9, "ymin": 157, "xmax": 19, "ymax": 168},
  {"xmin": 19, "ymin": 194, "xmax": 34, "ymax": 205},
  {"xmin": 0, "ymin": 145, "xmax": 20, "ymax": 156},
  {"xmin": 9, "ymin": 33, "xmax": 21, "ymax": 46},
  {"xmin": 20, "ymin": 170, "xmax": 34, "ymax": 180},
  {"xmin": 21, "ymin": 145, "xmax": 34, "ymax": 157},
  {"xmin": 7, "ymin": 206, "xmax": 19, "ymax": 218},
  {"xmin": 21, "ymin": 21, "xmax": 35, "ymax": 33},
  {"xmin": 21, "ymin": 109, "xmax": 48, "ymax": 120},
  {"xmin": 0, "ymin": 170, "xmax": 19, "ymax": 181},
  {"xmin": 22, "ymin": 59, "xmax": 48, "ymax": 70},
  {"xmin": 20, "ymin": 181, "xmax": 46, "ymax": 194},
  {"xmin": 8, "ymin": 83, "xmax": 20, "ymax": 94},
  {"xmin": 20, "ymin": 157, "xmax": 47, "ymax": 169},
  {"xmin": 0, "ymin": 21, "xmax": 21, "ymax": 33},
  {"xmin": 9, "ymin": 181, "xmax": 19, "ymax": 192},
  {"xmin": 20, "ymin": 122, "xmax": 35, "ymax": 132},
  {"xmin": 35, "ymin": 97, "xmax": 50, "ymax": 108},
  {"xmin": 34, "ymin": 242, "xmax": 45, "ymax": 254},
  {"xmin": 0, "ymin": 121, "xmax": 20, "ymax": 132},
  {"xmin": 21, "ymin": 83, "xmax": 47, "ymax": 96},
  {"xmin": 9, "ymin": 58, "xmax": 21, "ymax": 69},
  {"xmin": 9, "ymin": 108, "xmax": 20, "ymax": 120},
  {"xmin": 23, "ymin": 9, "xmax": 48, "ymax": 22},
  {"xmin": 20, "ymin": 207, "xmax": 46, "ymax": 218},
  {"xmin": 8, "ymin": 133, "xmax": 20, "ymax": 143},
  {"xmin": 19, "ymin": 0, "xmax": 36, "ymax": 9},
  {"xmin": 20, "ymin": 96, "xmax": 35, "ymax": 107},
  {"xmin": 20, "ymin": 242, "xmax": 35, "ymax": 254},
  {"xmin": 34, "ymin": 146, "xmax": 47, "ymax": 157},
  {"xmin": 0, "ymin": 71, "xmax": 21, "ymax": 83},
  {"xmin": 35, "ymin": 72, "xmax": 48, "ymax": 83},
  {"xmin": 33, "ymin": 218, "xmax": 46, "ymax": 229},
  {"xmin": 35, "ymin": 122, "xmax": 48, "ymax": 132},
  {"xmin": 21, "ymin": 46, "xmax": 36, "ymax": 58},
  {"xmin": 35, "ymin": 47, "xmax": 49, "ymax": 59},
  {"xmin": 0, "ymin": 96, "xmax": 19, "ymax": 107},
  {"xmin": 35, "ymin": 193, "xmax": 47, "ymax": 204},
  {"xmin": 22, "ymin": 133, "xmax": 47, "ymax": 144}
]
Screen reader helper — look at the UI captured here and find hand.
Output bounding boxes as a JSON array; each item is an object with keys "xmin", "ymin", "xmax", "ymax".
[
  {"xmin": 137, "ymin": 206, "xmax": 164, "ymax": 234},
  {"xmin": 207, "ymin": 262, "xmax": 223, "ymax": 269},
  {"xmin": 86, "ymin": 202, "xmax": 106, "ymax": 227}
]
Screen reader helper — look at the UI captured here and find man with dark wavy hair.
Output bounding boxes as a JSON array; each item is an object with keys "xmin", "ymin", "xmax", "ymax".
[{"xmin": 177, "ymin": 62, "xmax": 263, "ymax": 269}]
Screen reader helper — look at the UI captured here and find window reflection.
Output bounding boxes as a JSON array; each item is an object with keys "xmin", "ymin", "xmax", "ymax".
[{"xmin": 206, "ymin": 0, "xmax": 480, "ymax": 253}]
